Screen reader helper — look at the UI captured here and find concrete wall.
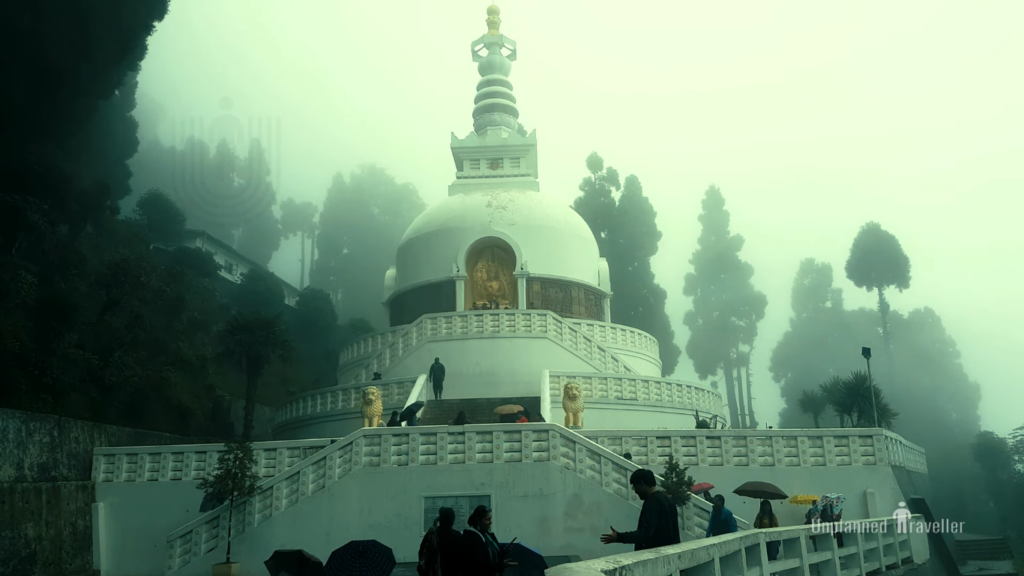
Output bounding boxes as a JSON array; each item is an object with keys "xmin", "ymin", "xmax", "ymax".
[
  {"xmin": 97, "ymin": 462, "xmax": 650, "ymax": 576},
  {"xmin": 0, "ymin": 482, "xmax": 96, "ymax": 576},
  {"xmin": 0, "ymin": 408, "xmax": 195, "ymax": 576},
  {"xmin": 0, "ymin": 408, "xmax": 192, "ymax": 483},
  {"xmin": 350, "ymin": 337, "xmax": 596, "ymax": 399},
  {"xmin": 582, "ymin": 400, "xmax": 711, "ymax": 430}
]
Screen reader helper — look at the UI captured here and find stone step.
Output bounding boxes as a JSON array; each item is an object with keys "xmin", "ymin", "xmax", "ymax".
[
  {"xmin": 956, "ymin": 537, "xmax": 1014, "ymax": 561},
  {"xmin": 418, "ymin": 397, "xmax": 542, "ymax": 426}
]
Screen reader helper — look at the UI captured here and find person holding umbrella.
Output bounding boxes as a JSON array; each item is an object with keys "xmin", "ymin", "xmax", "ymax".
[{"xmin": 463, "ymin": 505, "xmax": 516, "ymax": 576}]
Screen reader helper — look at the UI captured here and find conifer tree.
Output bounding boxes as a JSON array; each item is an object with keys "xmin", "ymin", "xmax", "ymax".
[{"xmin": 682, "ymin": 186, "xmax": 767, "ymax": 428}]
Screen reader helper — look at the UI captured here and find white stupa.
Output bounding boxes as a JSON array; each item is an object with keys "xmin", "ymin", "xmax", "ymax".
[
  {"xmin": 272, "ymin": 3, "xmax": 724, "ymax": 440},
  {"xmin": 91, "ymin": 9, "xmax": 930, "ymax": 576}
]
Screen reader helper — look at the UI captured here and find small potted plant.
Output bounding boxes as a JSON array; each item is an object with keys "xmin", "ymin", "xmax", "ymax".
[{"xmin": 197, "ymin": 440, "xmax": 260, "ymax": 576}]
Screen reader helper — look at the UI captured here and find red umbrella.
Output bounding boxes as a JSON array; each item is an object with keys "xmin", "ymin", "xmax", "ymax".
[{"xmin": 691, "ymin": 482, "xmax": 714, "ymax": 495}]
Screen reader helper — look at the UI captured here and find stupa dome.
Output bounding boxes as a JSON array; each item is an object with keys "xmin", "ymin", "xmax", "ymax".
[{"xmin": 392, "ymin": 187, "xmax": 601, "ymax": 294}]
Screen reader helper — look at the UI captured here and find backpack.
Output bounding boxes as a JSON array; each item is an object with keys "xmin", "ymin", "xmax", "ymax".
[{"xmin": 417, "ymin": 526, "xmax": 440, "ymax": 576}]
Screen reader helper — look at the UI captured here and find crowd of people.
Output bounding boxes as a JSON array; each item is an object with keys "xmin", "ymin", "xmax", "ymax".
[{"xmin": 417, "ymin": 468, "xmax": 846, "ymax": 575}]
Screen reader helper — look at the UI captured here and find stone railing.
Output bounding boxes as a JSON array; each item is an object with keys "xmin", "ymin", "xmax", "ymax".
[
  {"xmin": 577, "ymin": 428, "xmax": 927, "ymax": 473},
  {"xmin": 163, "ymin": 424, "xmax": 743, "ymax": 573},
  {"xmin": 566, "ymin": 320, "xmax": 661, "ymax": 358},
  {"xmin": 273, "ymin": 376, "xmax": 420, "ymax": 428},
  {"xmin": 548, "ymin": 516, "xmax": 929, "ymax": 576},
  {"xmin": 337, "ymin": 327, "xmax": 403, "ymax": 366},
  {"xmin": 549, "ymin": 372, "xmax": 724, "ymax": 419},
  {"xmin": 346, "ymin": 310, "xmax": 638, "ymax": 383},
  {"xmin": 92, "ymin": 439, "xmax": 335, "ymax": 483},
  {"xmin": 883, "ymin": 431, "xmax": 929, "ymax": 474}
]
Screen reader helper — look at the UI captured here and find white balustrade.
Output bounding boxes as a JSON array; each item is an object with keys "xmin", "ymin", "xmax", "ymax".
[
  {"xmin": 273, "ymin": 377, "xmax": 419, "ymax": 427},
  {"xmin": 548, "ymin": 516, "xmax": 929, "ymax": 576},
  {"xmin": 567, "ymin": 319, "xmax": 661, "ymax": 357},
  {"xmin": 549, "ymin": 372, "xmax": 724, "ymax": 419},
  {"xmin": 337, "ymin": 327, "xmax": 403, "ymax": 365},
  {"xmin": 883, "ymin": 432, "xmax": 929, "ymax": 474},
  {"xmin": 578, "ymin": 428, "xmax": 928, "ymax": 474},
  {"xmin": 347, "ymin": 311, "xmax": 638, "ymax": 383},
  {"xmin": 163, "ymin": 423, "xmax": 735, "ymax": 573},
  {"xmin": 92, "ymin": 439, "xmax": 335, "ymax": 483}
]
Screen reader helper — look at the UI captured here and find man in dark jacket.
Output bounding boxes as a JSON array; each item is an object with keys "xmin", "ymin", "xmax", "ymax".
[
  {"xmin": 600, "ymin": 469, "xmax": 680, "ymax": 551},
  {"xmin": 428, "ymin": 358, "xmax": 446, "ymax": 400}
]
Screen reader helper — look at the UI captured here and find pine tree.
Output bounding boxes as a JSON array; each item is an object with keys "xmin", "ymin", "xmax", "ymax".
[
  {"xmin": 660, "ymin": 455, "xmax": 694, "ymax": 507},
  {"xmin": 572, "ymin": 155, "xmax": 681, "ymax": 375},
  {"xmin": 682, "ymin": 186, "xmax": 767, "ymax": 428}
]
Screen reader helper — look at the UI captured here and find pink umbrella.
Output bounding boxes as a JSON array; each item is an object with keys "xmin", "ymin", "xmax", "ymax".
[{"xmin": 691, "ymin": 482, "xmax": 715, "ymax": 495}]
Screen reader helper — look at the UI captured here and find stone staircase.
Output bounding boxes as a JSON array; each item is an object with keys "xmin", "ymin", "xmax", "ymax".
[
  {"xmin": 164, "ymin": 424, "xmax": 747, "ymax": 574},
  {"xmin": 417, "ymin": 397, "xmax": 542, "ymax": 426},
  {"xmin": 955, "ymin": 534, "xmax": 1015, "ymax": 561}
]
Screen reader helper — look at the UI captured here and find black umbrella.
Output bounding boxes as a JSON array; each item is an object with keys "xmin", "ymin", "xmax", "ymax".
[
  {"xmin": 325, "ymin": 540, "xmax": 396, "ymax": 576},
  {"xmin": 733, "ymin": 481, "xmax": 788, "ymax": 500},
  {"xmin": 505, "ymin": 543, "xmax": 547, "ymax": 576},
  {"xmin": 199, "ymin": 492, "xmax": 226, "ymax": 512},
  {"xmin": 400, "ymin": 402, "xmax": 425, "ymax": 423},
  {"xmin": 264, "ymin": 549, "xmax": 326, "ymax": 576}
]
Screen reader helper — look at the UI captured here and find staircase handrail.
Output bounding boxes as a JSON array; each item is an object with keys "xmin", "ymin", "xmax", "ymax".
[
  {"xmin": 347, "ymin": 310, "xmax": 638, "ymax": 383},
  {"xmin": 274, "ymin": 376, "xmax": 420, "ymax": 428},
  {"xmin": 547, "ymin": 372, "xmax": 724, "ymax": 420},
  {"xmin": 566, "ymin": 319, "xmax": 661, "ymax": 358},
  {"xmin": 547, "ymin": 514, "xmax": 929, "ymax": 576},
  {"xmin": 404, "ymin": 374, "xmax": 429, "ymax": 411},
  {"xmin": 164, "ymin": 423, "xmax": 747, "ymax": 573}
]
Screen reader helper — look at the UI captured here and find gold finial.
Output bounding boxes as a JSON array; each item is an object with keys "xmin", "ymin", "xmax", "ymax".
[{"xmin": 486, "ymin": 4, "xmax": 501, "ymax": 35}]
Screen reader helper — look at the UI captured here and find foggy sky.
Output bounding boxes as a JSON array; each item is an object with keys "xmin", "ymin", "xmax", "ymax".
[{"xmin": 135, "ymin": 0, "xmax": 1023, "ymax": 435}]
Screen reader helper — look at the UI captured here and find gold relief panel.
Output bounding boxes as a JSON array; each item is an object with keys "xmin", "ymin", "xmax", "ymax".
[
  {"xmin": 466, "ymin": 242, "xmax": 517, "ymax": 311},
  {"xmin": 527, "ymin": 279, "xmax": 605, "ymax": 322}
]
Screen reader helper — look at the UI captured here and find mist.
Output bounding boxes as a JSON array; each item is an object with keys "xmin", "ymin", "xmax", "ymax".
[{"xmin": 133, "ymin": 0, "xmax": 1022, "ymax": 435}]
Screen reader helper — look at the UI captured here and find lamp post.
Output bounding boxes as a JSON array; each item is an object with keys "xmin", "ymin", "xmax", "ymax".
[{"xmin": 862, "ymin": 346, "xmax": 878, "ymax": 428}]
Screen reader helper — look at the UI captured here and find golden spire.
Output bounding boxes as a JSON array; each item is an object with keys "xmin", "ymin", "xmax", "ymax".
[{"xmin": 486, "ymin": 4, "xmax": 501, "ymax": 35}]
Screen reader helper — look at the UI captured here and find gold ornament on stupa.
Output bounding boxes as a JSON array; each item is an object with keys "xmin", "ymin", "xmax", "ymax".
[{"xmin": 486, "ymin": 4, "xmax": 501, "ymax": 35}]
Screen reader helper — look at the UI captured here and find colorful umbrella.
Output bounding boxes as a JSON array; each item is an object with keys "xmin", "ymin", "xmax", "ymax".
[
  {"xmin": 691, "ymin": 482, "xmax": 715, "ymax": 495},
  {"xmin": 788, "ymin": 494, "xmax": 819, "ymax": 505},
  {"xmin": 494, "ymin": 404, "xmax": 524, "ymax": 415}
]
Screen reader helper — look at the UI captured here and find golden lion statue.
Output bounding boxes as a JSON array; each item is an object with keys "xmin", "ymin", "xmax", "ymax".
[
  {"xmin": 362, "ymin": 386, "xmax": 383, "ymax": 428},
  {"xmin": 562, "ymin": 380, "xmax": 584, "ymax": 428}
]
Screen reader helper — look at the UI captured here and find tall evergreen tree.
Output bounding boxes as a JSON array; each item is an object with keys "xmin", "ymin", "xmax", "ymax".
[
  {"xmin": 572, "ymin": 155, "xmax": 681, "ymax": 375},
  {"xmin": 279, "ymin": 198, "xmax": 319, "ymax": 288},
  {"xmin": 605, "ymin": 174, "xmax": 682, "ymax": 375},
  {"xmin": 312, "ymin": 165, "xmax": 425, "ymax": 327},
  {"xmin": 682, "ymin": 186, "xmax": 767, "ymax": 428},
  {"xmin": 234, "ymin": 139, "xmax": 282, "ymax": 267},
  {"xmin": 844, "ymin": 221, "xmax": 911, "ymax": 357},
  {"xmin": 572, "ymin": 152, "xmax": 620, "ymax": 255}
]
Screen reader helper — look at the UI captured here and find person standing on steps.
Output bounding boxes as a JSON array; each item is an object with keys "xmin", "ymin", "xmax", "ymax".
[
  {"xmin": 428, "ymin": 357, "xmax": 446, "ymax": 400},
  {"xmin": 600, "ymin": 469, "xmax": 680, "ymax": 551}
]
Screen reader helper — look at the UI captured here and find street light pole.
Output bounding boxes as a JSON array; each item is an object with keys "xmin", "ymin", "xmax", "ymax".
[{"xmin": 862, "ymin": 346, "xmax": 878, "ymax": 428}]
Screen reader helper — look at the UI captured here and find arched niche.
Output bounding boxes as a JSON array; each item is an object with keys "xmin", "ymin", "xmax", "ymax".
[{"xmin": 465, "ymin": 237, "xmax": 518, "ymax": 311}]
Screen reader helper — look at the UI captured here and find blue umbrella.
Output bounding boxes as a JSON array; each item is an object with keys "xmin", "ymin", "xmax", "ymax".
[
  {"xmin": 506, "ymin": 543, "xmax": 546, "ymax": 576},
  {"xmin": 325, "ymin": 540, "xmax": 396, "ymax": 576}
]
